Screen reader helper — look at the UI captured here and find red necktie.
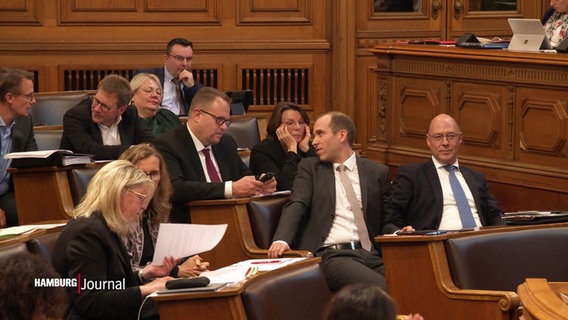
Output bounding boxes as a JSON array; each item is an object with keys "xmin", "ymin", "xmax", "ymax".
[{"xmin": 203, "ymin": 148, "xmax": 221, "ymax": 182}]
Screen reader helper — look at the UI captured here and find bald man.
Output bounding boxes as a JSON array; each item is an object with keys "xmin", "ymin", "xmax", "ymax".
[{"xmin": 391, "ymin": 113, "xmax": 504, "ymax": 231}]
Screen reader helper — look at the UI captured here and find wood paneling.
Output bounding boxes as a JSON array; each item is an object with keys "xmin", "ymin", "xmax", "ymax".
[{"xmin": 0, "ymin": 0, "xmax": 40, "ymax": 25}]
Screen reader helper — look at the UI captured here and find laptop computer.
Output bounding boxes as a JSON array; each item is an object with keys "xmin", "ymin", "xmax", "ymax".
[{"xmin": 507, "ymin": 18, "xmax": 553, "ymax": 51}]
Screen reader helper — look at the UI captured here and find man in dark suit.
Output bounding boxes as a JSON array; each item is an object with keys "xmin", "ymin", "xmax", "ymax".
[
  {"xmin": 137, "ymin": 38, "xmax": 204, "ymax": 115},
  {"xmin": 0, "ymin": 68, "xmax": 38, "ymax": 227},
  {"xmin": 392, "ymin": 113, "xmax": 504, "ymax": 231},
  {"xmin": 153, "ymin": 87, "xmax": 276, "ymax": 223},
  {"xmin": 60, "ymin": 74, "xmax": 154, "ymax": 160},
  {"xmin": 268, "ymin": 112, "xmax": 404, "ymax": 291}
]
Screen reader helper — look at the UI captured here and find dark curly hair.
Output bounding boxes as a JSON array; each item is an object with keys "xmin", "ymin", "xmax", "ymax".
[{"xmin": 0, "ymin": 253, "xmax": 68, "ymax": 320}]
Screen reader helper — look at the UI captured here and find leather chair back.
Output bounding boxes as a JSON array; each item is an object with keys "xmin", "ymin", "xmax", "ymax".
[
  {"xmin": 241, "ymin": 263, "xmax": 332, "ymax": 320},
  {"xmin": 0, "ymin": 242, "xmax": 30, "ymax": 263},
  {"xmin": 225, "ymin": 117, "xmax": 260, "ymax": 150},
  {"xmin": 68, "ymin": 167, "xmax": 100, "ymax": 205},
  {"xmin": 246, "ymin": 195, "xmax": 290, "ymax": 249},
  {"xmin": 31, "ymin": 92, "xmax": 90, "ymax": 126},
  {"xmin": 26, "ymin": 231, "xmax": 62, "ymax": 264},
  {"xmin": 445, "ymin": 227, "xmax": 568, "ymax": 291},
  {"xmin": 34, "ymin": 129, "xmax": 63, "ymax": 151}
]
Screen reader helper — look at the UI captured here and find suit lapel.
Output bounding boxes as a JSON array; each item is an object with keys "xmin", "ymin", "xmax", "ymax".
[
  {"xmin": 211, "ymin": 143, "xmax": 229, "ymax": 180},
  {"xmin": 460, "ymin": 167, "xmax": 483, "ymax": 216},
  {"xmin": 356, "ymin": 157, "xmax": 368, "ymax": 215},
  {"xmin": 426, "ymin": 159, "xmax": 444, "ymax": 211},
  {"xmin": 181, "ymin": 127, "xmax": 207, "ymax": 181}
]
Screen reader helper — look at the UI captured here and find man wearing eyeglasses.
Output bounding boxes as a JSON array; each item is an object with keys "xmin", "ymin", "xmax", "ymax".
[
  {"xmin": 60, "ymin": 74, "xmax": 154, "ymax": 160},
  {"xmin": 137, "ymin": 38, "xmax": 204, "ymax": 116},
  {"xmin": 391, "ymin": 113, "xmax": 503, "ymax": 231},
  {"xmin": 0, "ymin": 68, "xmax": 39, "ymax": 227},
  {"xmin": 153, "ymin": 87, "xmax": 277, "ymax": 223}
]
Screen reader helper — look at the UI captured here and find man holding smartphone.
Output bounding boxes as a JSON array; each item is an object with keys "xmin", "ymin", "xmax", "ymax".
[{"xmin": 153, "ymin": 87, "xmax": 277, "ymax": 223}]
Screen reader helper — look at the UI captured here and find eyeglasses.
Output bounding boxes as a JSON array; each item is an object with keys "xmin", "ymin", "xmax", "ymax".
[
  {"xmin": 199, "ymin": 109, "xmax": 232, "ymax": 127},
  {"xmin": 141, "ymin": 87, "xmax": 163, "ymax": 96},
  {"xmin": 128, "ymin": 189, "xmax": 149, "ymax": 203},
  {"xmin": 91, "ymin": 96, "xmax": 117, "ymax": 112},
  {"xmin": 145, "ymin": 171, "xmax": 161, "ymax": 181},
  {"xmin": 282, "ymin": 120, "xmax": 307, "ymax": 127},
  {"xmin": 16, "ymin": 92, "xmax": 35, "ymax": 102},
  {"xmin": 168, "ymin": 54, "xmax": 193, "ymax": 63},
  {"xmin": 427, "ymin": 133, "xmax": 460, "ymax": 143}
]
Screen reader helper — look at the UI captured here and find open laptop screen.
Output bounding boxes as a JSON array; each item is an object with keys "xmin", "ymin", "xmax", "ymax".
[{"xmin": 507, "ymin": 18, "xmax": 553, "ymax": 51}]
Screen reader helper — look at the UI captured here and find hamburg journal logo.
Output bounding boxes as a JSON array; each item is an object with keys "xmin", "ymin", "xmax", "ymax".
[{"xmin": 35, "ymin": 274, "xmax": 126, "ymax": 294}]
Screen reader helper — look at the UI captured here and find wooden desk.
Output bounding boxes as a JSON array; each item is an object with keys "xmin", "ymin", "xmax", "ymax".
[
  {"xmin": 9, "ymin": 163, "xmax": 103, "ymax": 225},
  {"xmin": 376, "ymin": 223, "xmax": 568, "ymax": 319},
  {"xmin": 152, "ymin": 258, "xmax": 320, "ymax": 319},
  {"xmin": 187, "ymin": 194, "xmax": 310, "ymax": 270},
  {"xmin": 518, "ymin": 279, "xmax": 568, "ymax": 320},
  {"xmin": 369, "ymin": 44, "xmax": 568, "ymax": 213}
]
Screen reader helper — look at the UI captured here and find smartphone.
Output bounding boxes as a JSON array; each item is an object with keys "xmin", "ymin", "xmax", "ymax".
[{"xmin": 258, "ymin": 173, "xmax": 274, "ymax": 182}]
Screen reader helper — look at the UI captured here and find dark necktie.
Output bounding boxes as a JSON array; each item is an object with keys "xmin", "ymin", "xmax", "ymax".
[
  {"xmin": 171, "ymin": 78, "xmax": 186, "ymax": 114},
  {"xmin": 444, "ymin": 165, "xmax": 477, "ymax": 229},
  {"xmin": 336, "ymin": 165, "xmax": 372, "ymax": 251},
  {"xmin": 203, "ymin": 148, "xmax": 221, "ymax": 182}
]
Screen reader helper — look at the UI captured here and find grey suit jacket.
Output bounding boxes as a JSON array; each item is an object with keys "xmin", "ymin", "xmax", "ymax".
[
  {"xmin": 273, "ymin": 156, "xmax": 403, "ymax": 254},
  {"xmin": 392, "ymin": 159, "xmax": 504, "ymax": 230},
  {"xmin": 152, "ymin": 125, "xmax": 252, "ymax": 222}
]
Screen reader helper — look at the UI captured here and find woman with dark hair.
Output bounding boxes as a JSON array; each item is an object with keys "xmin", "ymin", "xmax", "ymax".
[
  {"xmin": 119, "ymin": 144, "xmax": 209, "ymax": 278},
  {"xmin": 249, "ymin": 101, "xmax": 316, "ymax": 191}
]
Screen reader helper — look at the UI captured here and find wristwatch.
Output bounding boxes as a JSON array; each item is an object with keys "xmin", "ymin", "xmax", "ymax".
[{"xmin": 138, "ymin": 267, "xmax": 145, "ymax": 283}]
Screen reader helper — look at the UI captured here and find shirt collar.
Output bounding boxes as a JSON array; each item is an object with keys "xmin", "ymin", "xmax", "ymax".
[
  {"xmin": 334, "ymin": 151, "xmax": 357, "ymax": 172},
  {"xmin": 432, "ymin": 155, "xmax": 460, "ymax": 170},
  {"xmin": 186, "ymin": 123, "xmax": 207, "ymax": 152}
]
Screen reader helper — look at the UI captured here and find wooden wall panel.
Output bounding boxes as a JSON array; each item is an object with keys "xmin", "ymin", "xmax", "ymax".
[
  {"xmin": 59, "ymin": 0, "xmax": 219, "ymax": 24},
  {"xmin": 238, "ymin": 0, "xmax": 311, "ymax": 24},
  {"xmin": 0, "ymin": 0, "xmax": 40, "ymax": 25}
]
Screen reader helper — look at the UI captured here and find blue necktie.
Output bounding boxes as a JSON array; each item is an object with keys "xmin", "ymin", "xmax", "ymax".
[{"xmin": 444, "ymin": 165, "xmax": 476, "ymax": 229}]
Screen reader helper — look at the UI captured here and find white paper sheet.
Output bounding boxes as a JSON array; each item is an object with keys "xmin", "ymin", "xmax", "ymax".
[{"xmin": 152, "ymin": 223, "xmax": 227, "ymax": 265}]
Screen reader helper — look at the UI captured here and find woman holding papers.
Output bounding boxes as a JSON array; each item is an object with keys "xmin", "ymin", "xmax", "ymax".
[
  {"xmin": 53, "ymin": 160, "xmax": 173, "ymax": 320},
  {"xmin": 249, "ymin": 101, "xmax": 317, "ymax": 191},
  {"xmin": 120, "ymin": 144, "xmax": 209, "ymax": 278}
]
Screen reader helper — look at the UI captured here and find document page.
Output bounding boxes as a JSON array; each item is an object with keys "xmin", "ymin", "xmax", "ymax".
[{"xmin": 152, "ymin": 223, "xmax": 227, "ymax": 264}]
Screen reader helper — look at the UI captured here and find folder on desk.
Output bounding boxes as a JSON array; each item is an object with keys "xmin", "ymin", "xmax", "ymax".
[{"xmin": 5, "ymin": 150, "xmax": 94, "ymax": 168}]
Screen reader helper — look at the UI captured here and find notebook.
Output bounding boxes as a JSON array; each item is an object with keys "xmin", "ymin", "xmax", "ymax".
[{"xmin": 507, "ymin": 18, "xmax": 553, "ymax": 51}]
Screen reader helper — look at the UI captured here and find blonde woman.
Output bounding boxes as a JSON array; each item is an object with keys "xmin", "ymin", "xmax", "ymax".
[{"xmin": 53, "ymin": 160, "xmax": 174, "ymax": 320}]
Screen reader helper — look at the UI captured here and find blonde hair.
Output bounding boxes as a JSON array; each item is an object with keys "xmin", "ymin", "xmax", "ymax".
[
  {"xmin": 129, "ymin": 73, "xmax": 162, "ymax": 95},
  {"xmin": 119, "ymin": 144, "xmax": 172, "ymax": 225},
  {"xmin": 73, "ymin": 160, "xmax": 154, "ymax": 236}
]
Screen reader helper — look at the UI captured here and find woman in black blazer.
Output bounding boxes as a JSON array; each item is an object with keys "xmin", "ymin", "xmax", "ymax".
[
  {"xmin": 53, "ymin": 160, "xmax": 174, "ymax": 320},
  {"xmin": 249, "ymin": 101, "xmax": 317, "ymax": 191}
]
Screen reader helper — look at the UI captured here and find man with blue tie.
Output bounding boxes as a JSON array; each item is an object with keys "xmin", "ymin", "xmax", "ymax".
[
  {"xmin": 138, "ymin": 38, "xmax": 203, "ymax": 115},
  {"xmin": 392, "ymin": 113, "xmax": 504, "ymax": 231}
]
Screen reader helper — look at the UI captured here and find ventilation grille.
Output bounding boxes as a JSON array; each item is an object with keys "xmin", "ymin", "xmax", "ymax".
[{"xmin": 242, "ymin": 68, "xmax": 309, "ymax": 105}]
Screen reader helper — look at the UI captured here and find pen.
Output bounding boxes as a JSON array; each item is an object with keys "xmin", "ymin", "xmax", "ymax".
[{"xmin": 250, "ymin": 260, "xmax": 282, "ymax": 264}]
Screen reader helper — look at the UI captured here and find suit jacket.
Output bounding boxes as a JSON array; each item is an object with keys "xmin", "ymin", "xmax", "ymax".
[
  {"xmin": 52, "ymin": 213, "xmax": 146, "ymax": 320},
  {"xmin": 137, "ymin": 67, "xmax": 204, "ymax": 113},
  {"xmin": 152, "ymin": 125, "xmax": 253, "ymax": 222},
  {"xmin": 391, "ymin": 159, "xmax": 504, "ymax": 230},
  {"xmin": 249, "ymin": 138, "xmax": 317, "ymax": 191},
  {"xmin": 60, "ymin": 98, "xmax": 154, "ymax": 160},
  {"xmin": 272, "ymin": 156, "xmax": 403, "ymax": 254},
  {"xmin": 2, "ymin": 115, "xmax": 37, "ymax": 194}
]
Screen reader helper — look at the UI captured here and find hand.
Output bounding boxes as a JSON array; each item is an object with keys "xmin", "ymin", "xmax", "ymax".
[
  {"xmin": 404, "ymin": 314, "xmax": 424, "ymax": 320},
  {"xmin": 0, "ymin": 209, "xmax": 6, "ymax": 228},
  {"xmin": 268, "ymin": 241, "xmax": 290, "ymax": 259},
  {"xmin": 260, "ymin": 177, "xmax": 277, "ymax": 195},
  {"xmin": 276, "ymin": 125, "xmax": 298, "ymax": 153},
  {"xmin": 139, "ymin": 276, "xmax": 174, "ymax": 296},
  {"xmin": 401, "ymin": 225, "xmax": 415, "ymax": 233},
  {"xmin": 232, "ymin": 176, "xmax": 264, "ymax": 198},
  {"xmin": 298, "ymin": 125, "xmax": 311, "ymax": 153},
  {"xmin": 142, "ymin": 256, "xmax": 177, "ymax": 279},
  {"xmin": 178, "ymin": 69, "xmax": 195, "ymax": 88},
  {"xmin": 177, "ymin": 255, "xmax": 210, "ymax": 277}
]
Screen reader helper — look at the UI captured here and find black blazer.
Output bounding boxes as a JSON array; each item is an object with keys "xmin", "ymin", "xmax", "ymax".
[
  {"xmin": 52, "ymin": 213, "xmax": 149, "ymax": 320},
  {"xmin": 153, "ymin": 125, "xmax": 253, "ymax": 222},
  {"xmin": 137, "ymin": 67, "xmax": 203, "ymax": 113},
  {"xmin": 273, "ymin": 156, "xmax": 403, "ymax": 254},
  {"xmin": 11, "ymin": 115, "xmax": 38, "ymax": 153},
  {"xmin": 249, "ymin": 138, "xmax": 317, "ymax": 191},
  {"xmin": 60, "ymin": 98, "xmax": 154, "ymax": 160},
  {"xmin": 391, "ymin": 159, "xmax": 504, "ymax": 230}
]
